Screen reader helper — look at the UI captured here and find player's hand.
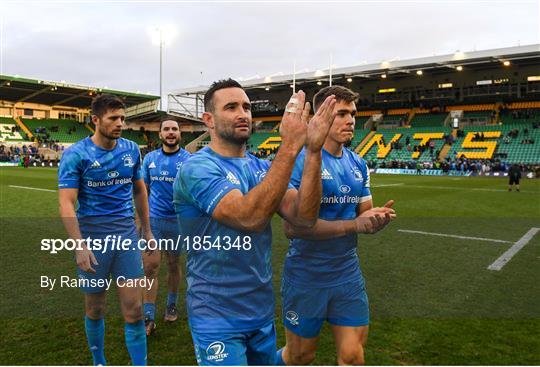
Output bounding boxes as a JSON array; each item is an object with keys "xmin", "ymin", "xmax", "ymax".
[
  {"xmin": 75, "ymin": 245, "xmax": 98, "ymax": 273},
  {"xmin": 143, "ymin": 230, "xmax": 155, "ymax": 254},
  {"xmin": 279, "ymin": 91, "xmax": 310, "ymax": 153},
  {"xmin": 354, "ymin": 200, "xmax": 396, "ymax": 234},
  {"xmin": 305, "ymin": 95, "xmax": 337, "ymax": 152}
]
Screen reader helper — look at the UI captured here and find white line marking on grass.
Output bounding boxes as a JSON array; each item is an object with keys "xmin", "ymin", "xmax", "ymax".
[
  {"xmin": 397, "ymin": 229, "xmax": 513, "ymax": 244},
  {"xmin": 487, "ymin": 227, "xmax": 540, "ymax": 271},
  {"xmin": 372, "ymin": 183, "xmax": 404, "ymax": 188},
  {"xmin": 8, "ymin": 185, "xmax": 57, "ymax": 193},
  {"xmin": 393, "ymin": 184, "xmax": 536, "ymax": 193}
]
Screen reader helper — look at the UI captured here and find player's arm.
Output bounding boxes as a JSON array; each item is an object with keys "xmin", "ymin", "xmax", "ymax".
[
  {"xmin": 278, "ymin": 95, "xmax": 337, "ymax": 228},
  {"xmin": 135, "ymin": 155, "xmax": 151, "ymax": 231},
  {"xmin": 58, "ymin": 150, "xmax": 98, "ymax": 273},
  {"xmin": 58, "ymin": 188, "xmax": 98, "ymax": 273},
  {"xmin": 212, "ymin": 144, "xmax": 302, "ymax": 232},
  {"xmin": 133, "ymin": 178, "xmax": 153, "ymax": 241},
  {"xmin": 283, "ymin": 200, "xmax": 395, "ymax": 240},
  {"xmin": 211, "ymin": 92, "xmax": 311, "ymax": 232},
  {"xmin": 141, "ymin": 154, "xmax": 151, "ymax": 195}
]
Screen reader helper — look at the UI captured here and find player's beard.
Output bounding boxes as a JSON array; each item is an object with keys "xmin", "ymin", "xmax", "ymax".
[
  {"xmin": 162, "ymin": 136, "xmax": 180, "ymax": 148},
  {"xmin": 215, "ymin": 122, "xmax": 251, "ymax": 146},
  {"xmin": 99, "ymin": 125, "xmax": 120, "ymax": 140}
]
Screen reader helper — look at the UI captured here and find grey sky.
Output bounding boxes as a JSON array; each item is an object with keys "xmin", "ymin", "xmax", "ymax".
[{"xmin": 1, "ymin": 0, "xmax": 539, "ymax": 98}]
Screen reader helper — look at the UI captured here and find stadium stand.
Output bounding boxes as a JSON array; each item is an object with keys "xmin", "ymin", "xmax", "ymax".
[
  {"xmin": 379, "ymin": 113, "xmax": 408, "ymax": 127},
  {"xmin": 240, "ymin": 102, "xmax": 539, "ymax": 165},
  {"xmin": 495, "ymin": 123, "xmax": 539, "ymax": 163},
  {"xmin": 180, "ymin": 131, "xmax": 204, "ymax": 147},
  {"xmin": 463, "ymin": 111, "xmax": 494, "ymax": 119},
  {"xmin": 256, "ymin": 120, "xmax": 280, "ymax": 131},
  {"xmin": 426, "ymin": 115, "xmax": 539, "ymax": 163},
  {"xmin": 248, "ymin": 131, "xmax": 280, "ymax": 153},
  {"xmin": 144, "ymin": 130, "xmax": 160, "ymax": 145},
  {"xmin": 507, "ymin": 101, "xmax": 540, "ymax": 109},
  {"xmin": 410, "ymin": 112, "xmax": 447, "ymax": 127},
  {"xmin": 0, "ymin": 117, "xmax": 26, "ymax": 142},
  {"xmin": 118, "ymin": 128, "xmax": 146, "ymax": 145},
  {"xmin": 447, "ymin": 104, "xmax": 496, "ymax": 111},
  {"xmin": 359, "ymin": 126, "xmax": 451, "ymax": 162},
  {"xmin": 500, "ymin": 108, "xmax": 540, "ymax": 125},
  {"xmin": 21, "ymin": 118, "xmax": 91, "ymax": 143}
]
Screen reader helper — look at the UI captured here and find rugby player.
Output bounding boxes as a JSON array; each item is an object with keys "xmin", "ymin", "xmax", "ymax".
[
  {"xmin": 58, "ymin": 94, "xmax": 153, "ymax": 365},
  {"xmin": 276, "ymin": 86, "xmax": 396, "ymax": 366},
  {"xmin": 141, "ymin": 118, "xmax": 191, "ymax": 335},
  {"xmin": 173, "ymin": 79, "xmax": 336, "ymax": 365}
]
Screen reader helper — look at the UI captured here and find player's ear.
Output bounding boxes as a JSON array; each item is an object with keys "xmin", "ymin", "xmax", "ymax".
[
  {"xmin": 91, "ymin": 114, "xmax": 100, "ymax": 127},
  {"xmin": 202, "ymin": 112, "xmax": 214, "ymax": 129}
]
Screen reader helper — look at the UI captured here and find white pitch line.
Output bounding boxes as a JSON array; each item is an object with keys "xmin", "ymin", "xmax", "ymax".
[
  {"xmin": 372, "ymin": 183, "xmax": 404, "ymax": 188},
  {"xmin": 487, "ymin": 227, "xmax": 540, "ymax": 271},
  {"xmin": 8, "ymin": 185, "xmax": 57, "ymax": 193},
  {"xmin": 383, "ymin": 184, "xmax": 538, "ymax": 193},
  {"xmin": 397, "ymin": 229, "xmax": 513, "ymax": 244},
  {"xmin": 405, "ymin": 185, "xmax": 518, "ymax": 193}
]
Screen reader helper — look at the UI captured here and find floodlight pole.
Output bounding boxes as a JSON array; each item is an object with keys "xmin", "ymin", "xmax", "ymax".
[
  {"xmin": 329, "ymin": 54, "xmax": 333, "ymax": 86},
  {"xmin": 159, "ymin": 28, "xmax": 163, "ymax": 111},
  {"xmin": 293, "ymin": 60, "xmax": 296, "ymax": 93}
]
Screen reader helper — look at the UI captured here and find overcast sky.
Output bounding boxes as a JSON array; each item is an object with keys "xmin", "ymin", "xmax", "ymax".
[{"xmin": 1, "ymin": 0, "xmax": 539, "ymax": 98}]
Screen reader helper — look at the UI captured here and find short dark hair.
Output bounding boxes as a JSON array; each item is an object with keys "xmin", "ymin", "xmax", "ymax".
[
  {"xmin": 204, "ymin": 78, "xmax": 243, "ymax": 112},
  {"xmin": 313, "ymin": 85, "xmax": 358, "ymax": 112},
  {"xmin": 91, "ymin": 94, "xmax": 126, "ymax": 118},
  {"xmin": 159, "ymin": 116, "xmax": 180, "ymax": 130}
]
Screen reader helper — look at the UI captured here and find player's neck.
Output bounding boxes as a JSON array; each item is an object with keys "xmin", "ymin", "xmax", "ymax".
[
  {"xmin": 91, "ymin": 132, "xmax": 117, "ymax": 150},
  {"xmin": 162, "ymin": 145, "xmax": 180, "ymax": 154},
  {"xmin": 208, "ymin": 138, "xmax": 246, "ymax": 158},
  {"xmin": 323, "ymin": 139, "xmax": 343, "ymax": 157}
]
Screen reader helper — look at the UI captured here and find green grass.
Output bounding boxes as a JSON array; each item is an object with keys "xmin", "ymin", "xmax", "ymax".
[{"xmin": 0, "ymin": 167, "xmax": 539, "ymax": 365}]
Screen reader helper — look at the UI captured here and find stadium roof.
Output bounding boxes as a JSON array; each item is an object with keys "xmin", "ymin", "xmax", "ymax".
[
  {"xmin": 171, "ymin": 44, "xmax": 540, "ymax": 94},
  {"xmin": 0, "ymin": 74, "xmax": 160, "ymax": 109}
]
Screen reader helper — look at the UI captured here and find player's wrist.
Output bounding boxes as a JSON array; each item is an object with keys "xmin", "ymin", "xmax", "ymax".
[
  {"xmin": 277, "ymin": 141, "xmax": 302, "ymax": 156},
  {"xmin": 75, "ymin": 240, "xmax": 90, "ymax": 252},
  {"xmin": 342, "ymin": 220, "xmax": 358, "ymax": 235},
  {"xmin": 141, "ymin": 228, "xmax": 153, "ymax": 237},
  {"xmin": 305, "ymin": 144, "xmax": 323, "ymax": 154}
]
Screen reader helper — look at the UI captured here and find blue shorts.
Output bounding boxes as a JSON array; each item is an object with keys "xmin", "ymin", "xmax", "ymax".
[
  {"xmin": 190, "ymin": 322, "xmax": 276, "ymax": 366},
  {"xmin": 150, "ymin": 217, "xmax": 183, "ymax": 255},
  {"xmin": 76, "ymin": 229, "xmax": 144, "ymax": 293},
  {"xmin": 281, "ymin": 277, "xmax": 369, "ymax": 338}
]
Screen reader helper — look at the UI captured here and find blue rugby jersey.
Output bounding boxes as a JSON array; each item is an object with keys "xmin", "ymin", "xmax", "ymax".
[
  {"xmin": 58, "ymin": 137, "xmax": 142, "ymax": 217},
  {"xmin": 174, "ymin": 146, "xmax": 289, "ymax": 333},
  {"xmin": 283, "ymin": 147, "xmax": 372, "ymax": 288},
  {"xmin": 142, "ymin": 147, "xmax": 191, "ymax": 218}
]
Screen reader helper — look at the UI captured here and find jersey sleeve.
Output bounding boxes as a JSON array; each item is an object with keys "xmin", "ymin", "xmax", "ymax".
[
  {"xmin": 176, "ymin": 158, "xmax": 239, "ymax": 216},
  {"xmin": 133, "ymin": 144, "xmax": 143, "ymax": 181},
  {"xmin": 58, "ymin": 149, "xmax": 81, "ymax": 189},
  {"xmin": 141, "ymin": 153, "xmax": 150, "ymax": 185},
  {"xmin": 359, "ymin": 159, "xmax": 372, "ymax": 202}
]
